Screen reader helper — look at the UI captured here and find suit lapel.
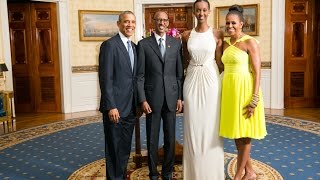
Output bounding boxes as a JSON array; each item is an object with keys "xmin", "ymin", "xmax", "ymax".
[
  {"xmin": 132, "ymin": 43, "xmax": 137, "ymax": 75},
  {"xmin": 115, "ymin": 34, "xmax": 132, "ymax": 73},
  {"xmin": 149, "ymin": 35, "xmax": 164, "ymax": 62}
]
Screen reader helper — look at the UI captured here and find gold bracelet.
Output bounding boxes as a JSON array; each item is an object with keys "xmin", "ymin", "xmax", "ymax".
[{"xmin": 249, "ymin": 102, "xmax": 257, "ymax": 108}]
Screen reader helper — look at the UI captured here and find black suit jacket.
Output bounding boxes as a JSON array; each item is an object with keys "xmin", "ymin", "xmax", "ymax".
[
  {"xmin": 136, "ymin": 34, "xmax": 183, "ymax": 112},
  {"xmin": 98, "ymin": 34, "xmax": 137, "ymax": 117}
]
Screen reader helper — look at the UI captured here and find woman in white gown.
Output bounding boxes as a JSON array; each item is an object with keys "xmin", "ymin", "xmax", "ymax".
[{"xmin": 181, "ymin": 0, "xmax": 224, "ymax": 179}]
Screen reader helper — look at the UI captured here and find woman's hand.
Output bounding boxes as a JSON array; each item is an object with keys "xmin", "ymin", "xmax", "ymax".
[{"xmin": 243, "ymin": 105, "xmax": 255, "ymax": 119}]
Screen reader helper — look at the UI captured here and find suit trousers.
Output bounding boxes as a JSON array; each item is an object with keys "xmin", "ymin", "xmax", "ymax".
[
  {"xmin": 146, "ymin": 100, "xmax": 176, "ymax": 180},
  {"xmin": 103, "ymin": 110, "xmax": 135, "ymax": 180}
]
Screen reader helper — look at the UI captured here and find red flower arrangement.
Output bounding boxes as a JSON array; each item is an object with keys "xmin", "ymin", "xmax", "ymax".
[{"xmin": 167, "ymin": 28, "xmax": 181, "ymax": 39}]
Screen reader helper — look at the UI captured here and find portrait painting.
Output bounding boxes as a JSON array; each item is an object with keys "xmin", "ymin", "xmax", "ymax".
[{"xmin": 79, "ymin": 10, "xmax": 121, "ymax": 41}]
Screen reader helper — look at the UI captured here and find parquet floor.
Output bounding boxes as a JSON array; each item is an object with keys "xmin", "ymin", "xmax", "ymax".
[
  {"xmin": 0, "ymin": 108, "xmax": 319, "ymax": 135},
  {"xmin": 265, "ymin": 108, "xmax": 320, "ymax": 123}
]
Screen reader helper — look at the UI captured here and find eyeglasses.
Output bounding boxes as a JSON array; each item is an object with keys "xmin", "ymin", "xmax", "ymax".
[{"xmin": 154, "ymin": 19, "xmax": 169, "ymax": 23}]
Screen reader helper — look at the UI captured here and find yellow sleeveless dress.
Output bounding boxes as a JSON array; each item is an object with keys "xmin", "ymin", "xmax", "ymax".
[{"xmin": 219, "ymin": 35, "xmax": 267, "ymax": 139}]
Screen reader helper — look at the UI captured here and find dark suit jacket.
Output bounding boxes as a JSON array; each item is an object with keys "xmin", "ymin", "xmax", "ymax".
[
  {"xmin": 98, "ymin": 34, "xmax": 137, "ymax": 117},
  {"xmin": 136, "ymin": 34, "xmax": 183, "ymax": 112}
]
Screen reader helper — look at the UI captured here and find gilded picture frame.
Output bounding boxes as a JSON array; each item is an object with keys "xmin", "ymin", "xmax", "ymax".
[
  {"xmin": 215, "ymin": 4, "xmax": 259, "ymax": 36},
  {"xmin": 78, "ymin": 10, "xmax": 121, "ymax": 41}
]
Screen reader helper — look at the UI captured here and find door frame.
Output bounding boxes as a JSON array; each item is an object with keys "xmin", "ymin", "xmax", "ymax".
[
  {"xmin": 0, "ymin": 0, "xmax": 72, "ymax": 113},
  {"xmin": 271, "ymin": 0, "xmax": 285, "ymax": 109}
]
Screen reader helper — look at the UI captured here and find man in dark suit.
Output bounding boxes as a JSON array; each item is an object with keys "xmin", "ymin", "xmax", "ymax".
[
  {"xmin": 136, "ymin": 11, "xmax": 183, "ymax": 180},
  {"xmin": 98, "ymin": 11, "xmax": 137, "ymax": 180}
]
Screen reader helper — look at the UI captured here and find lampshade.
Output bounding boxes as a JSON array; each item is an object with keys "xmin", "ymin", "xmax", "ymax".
[{"xmin": 0, "ymin": 63, "xmax": 8, "ymax": 72}]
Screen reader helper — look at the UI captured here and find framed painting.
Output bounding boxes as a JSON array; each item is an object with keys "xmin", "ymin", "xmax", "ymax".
[
  {"xmin": 78, "ymin": 10, "xmax": 121, "ymax": 41},
  {"xmin": 215, "ymin": 4, "xmax": 259, "ymax": 36}
]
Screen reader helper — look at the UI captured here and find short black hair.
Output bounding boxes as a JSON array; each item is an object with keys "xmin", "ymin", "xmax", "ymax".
[
  {"xmin": 153, "ymin": 10, "xmax": 169, "ymax": 20},
  {"xmin": 118, "ymin": 11, "xmax": 135, "ymax": 22}
]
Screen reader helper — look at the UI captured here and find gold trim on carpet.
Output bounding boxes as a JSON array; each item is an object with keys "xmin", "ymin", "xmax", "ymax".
[
  {"xmin": 0, "ymin": 115, "xmax": 102, "ymax": 150},
  {"xmin": 68, "ymin": 152, "xmax": 283, "ymax": 180}
]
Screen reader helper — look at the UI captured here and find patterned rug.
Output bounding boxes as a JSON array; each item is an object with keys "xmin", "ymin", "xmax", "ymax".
[
  {"xmin": 68, "ymin": 152, "xmax": 282, "ymax": 180},
  {"xmin": 0, "ymin": 114, "xmax": 319, "ymax": 180}
]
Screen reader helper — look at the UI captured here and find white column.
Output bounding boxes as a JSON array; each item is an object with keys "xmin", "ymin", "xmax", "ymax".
[
  {"xmin": 0, "ymin": 0, "xmax": 15, "ymax": 117},
  {"xmin": 56, "ymin": 0, "xmax": 72, "ymax": 113},
  {"xmin": 270, "ymin": 0, "xmax": 285, "ymax": 109},
  {"xmin": 0, "ymin": 0, "xmax": 13, "ymax": 91},
  {"xmin": 134, "ymin": 1, "xmax": 144, "ymax": 42}
]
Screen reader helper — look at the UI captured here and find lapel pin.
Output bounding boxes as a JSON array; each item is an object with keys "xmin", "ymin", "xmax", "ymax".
[{"xmin": 168, "ymin": 45, "xmax": 171, "ymax": 48}]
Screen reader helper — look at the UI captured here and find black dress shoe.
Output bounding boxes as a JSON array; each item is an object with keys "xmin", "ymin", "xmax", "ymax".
[
  {"xmin": 162, "ymin": 175, "xmax": 172, "ymax": 180},
  {"xmin": 162, "ymin": 178, "xmax": 172, "ymax": 180},
  {"xmin": 149, "ymin": 176, "xmax": 158, "ymax": 180}
]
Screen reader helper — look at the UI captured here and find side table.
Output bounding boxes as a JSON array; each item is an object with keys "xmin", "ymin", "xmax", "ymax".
[{"xmin": 0, "ymin": 91, "xmax": 14, "ymax": 131}]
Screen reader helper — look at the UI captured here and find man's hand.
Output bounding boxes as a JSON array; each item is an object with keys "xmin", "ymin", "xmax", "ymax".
[
  {"xmin": 141, "ymin": 101, "xmax": 152, "ymax": 114},
  {"xmin": 108, "ymin": 108, "xmax": 120, "ymax": 123},
  {"xmin": 176, "ymin": 100, "xmax": 183, "ymax": 113}
]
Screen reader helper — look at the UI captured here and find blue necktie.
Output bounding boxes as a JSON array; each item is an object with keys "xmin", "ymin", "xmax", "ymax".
[
  {"xmin": 159, "ymin": 38, "xmax": 165, "ymax": 58},
  {"xmin": 127, "ymin": 40, "xmax": 134, "ymax": 71}
]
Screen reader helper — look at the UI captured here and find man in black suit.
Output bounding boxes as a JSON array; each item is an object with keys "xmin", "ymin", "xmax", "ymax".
[
  {"xmin": 98, "ymin": 11, "xmax": 137, "ymax": 180},
  {"xmin": 136, "ymin": 11, "xmax": 183, "ymax": 180}
]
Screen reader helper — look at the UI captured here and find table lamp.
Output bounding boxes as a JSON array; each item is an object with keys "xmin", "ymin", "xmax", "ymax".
[
  {"xmin": 0, "ymin": 63, "xmax": 8, "ymax": 116},
  {"xmin": 0, "ymin": 63, "xmax": 8, "ymax": 74}
]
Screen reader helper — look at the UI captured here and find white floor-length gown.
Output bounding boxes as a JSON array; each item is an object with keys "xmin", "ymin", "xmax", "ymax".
[{"xmin": 183, "ymin": 27, "xmax": 224, "ymax": 180}]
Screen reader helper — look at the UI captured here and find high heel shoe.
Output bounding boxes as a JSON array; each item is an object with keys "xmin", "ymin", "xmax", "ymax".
[{"xmin": 241, "ymin": 172, "xmax": 257, "ymax": 180}]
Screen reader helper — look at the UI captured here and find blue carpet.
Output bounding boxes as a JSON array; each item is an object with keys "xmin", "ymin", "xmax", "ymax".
[{"xmin": 0, "ymin": 115, "xmax": 319, "ymax": 179}]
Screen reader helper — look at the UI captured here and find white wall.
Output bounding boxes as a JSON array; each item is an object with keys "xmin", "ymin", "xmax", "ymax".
[
  {"xmin": 261, "ymin": 69, "xmax": 271, "ymax": 108},
  {"xmin": 71, "ymin": 73, "xmax": 100, "ymax": 112}
]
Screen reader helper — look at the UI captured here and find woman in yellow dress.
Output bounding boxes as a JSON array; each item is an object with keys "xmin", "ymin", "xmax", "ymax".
[{"xmin": 219, "ymin": 4, "xmax": 267, "ymax": 180}]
